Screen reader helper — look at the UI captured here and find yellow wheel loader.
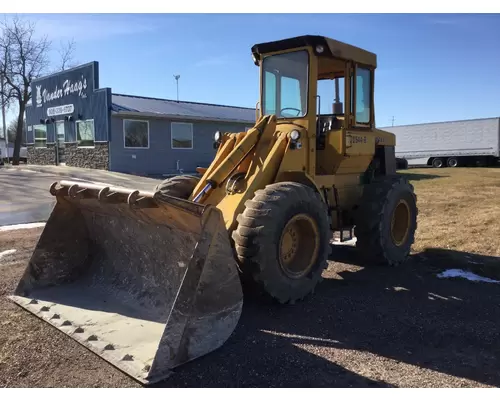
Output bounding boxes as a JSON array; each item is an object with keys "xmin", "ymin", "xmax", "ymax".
[{"xmin": 9, "ymin": 35, "xmax": 417, "ymax": 385}]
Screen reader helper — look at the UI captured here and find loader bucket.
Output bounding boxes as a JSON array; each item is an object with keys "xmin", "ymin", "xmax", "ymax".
[{"xmin": 8, "ymin": 180, "xmax": 243, "ymax": 385}]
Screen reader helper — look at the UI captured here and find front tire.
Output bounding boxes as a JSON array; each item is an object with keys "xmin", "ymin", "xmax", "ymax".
[
  {"xmin": 232, "ymin": 182, "xmax": 331, "ymax": 304},
  {"xmin": 354, "ymin": 176, "xmax": 418, "ymax": 266}
]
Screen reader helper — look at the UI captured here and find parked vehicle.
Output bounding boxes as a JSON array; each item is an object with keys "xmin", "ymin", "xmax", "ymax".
[
  {"xmin": 383, "ymin": 117, "xmax": 500, "ymax": 168},
  {"xmin": 0, "ymin": 140, "xmax": 27, "ymax": 163},
  {"xmin": 9, "ymin": 34, "xmax": 419, "ymax": 385}
]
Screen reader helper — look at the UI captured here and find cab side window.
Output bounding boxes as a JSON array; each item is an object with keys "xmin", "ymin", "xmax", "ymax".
[{"xmin": 355, "ymin": 67, "xmax": 371, "ymax": 125}]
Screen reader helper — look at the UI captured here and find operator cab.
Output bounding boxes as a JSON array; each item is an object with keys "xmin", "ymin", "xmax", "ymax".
[{"xmin": 251, "ymin": 35, "xmax": 377, "ymax": 138}]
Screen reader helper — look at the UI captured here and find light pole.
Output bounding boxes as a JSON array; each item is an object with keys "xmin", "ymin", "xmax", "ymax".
[{"xmin": 173, "ymin": 74, "xmax": 180, "ymax": 102}]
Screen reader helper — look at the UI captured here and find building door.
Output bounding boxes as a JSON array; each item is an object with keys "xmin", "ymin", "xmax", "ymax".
[{"xmin": 55, "ymin": 121, "xmax": 66, "ymax": 165}]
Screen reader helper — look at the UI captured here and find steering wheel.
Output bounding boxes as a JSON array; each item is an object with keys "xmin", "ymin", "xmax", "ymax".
[{"xmin": 280, "ymin": 107, "xmax": 302, "ymax": 117}]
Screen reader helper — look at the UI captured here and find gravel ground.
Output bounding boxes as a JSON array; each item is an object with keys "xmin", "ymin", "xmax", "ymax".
[{"xmin": 1, "ymin": 228, "xmax": 499, "ymax": 388}]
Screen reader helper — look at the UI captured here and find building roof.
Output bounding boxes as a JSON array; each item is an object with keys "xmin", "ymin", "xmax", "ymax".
[
  {"xmin": 378, "ymin": 116, "xmax": 500, "ymax": 130},
  {"xmin": 111, "ymin": 93, "xmax": 256, "ymax": 124}
]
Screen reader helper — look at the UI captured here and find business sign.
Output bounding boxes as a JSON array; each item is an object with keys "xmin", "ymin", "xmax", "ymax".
[
  {"xmin": 47, "ymin": 104, "xmax": 74, "ymax": 117},
  {"xmin": 36, "ymin": 77, "xmax": 88, "ymax": 108},
  {"xmin": 33, "ymin": 62, "xmax": 99, "ymax": 108}
]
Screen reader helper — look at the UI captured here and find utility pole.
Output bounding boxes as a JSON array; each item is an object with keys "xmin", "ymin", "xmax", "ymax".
[
  {"xmin": 173, "ymin": 74, "xmax": 180, "ymax": 102},
  {"xmin": 391, "ymin": 116, "xmax": 395, "ymax": 127}
]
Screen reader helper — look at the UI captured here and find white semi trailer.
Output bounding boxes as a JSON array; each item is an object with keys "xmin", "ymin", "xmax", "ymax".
[{"xmin": 382, "ymin": 117, "xmax": 500, "ymax": 168}]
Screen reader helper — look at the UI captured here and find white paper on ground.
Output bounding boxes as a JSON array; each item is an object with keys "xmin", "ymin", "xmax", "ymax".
[
  {"xmin": 437, "ymin": 269, "xmax": 500, "ymax": 284},
  {"xmin": 331, "ymin": 237, "xmax": 357, "ymax": 246}
]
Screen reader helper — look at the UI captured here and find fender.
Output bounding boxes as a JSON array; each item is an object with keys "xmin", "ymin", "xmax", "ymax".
[{"xmin": 275, "ymin": 170, "xmax": 325, "ymax": 202}]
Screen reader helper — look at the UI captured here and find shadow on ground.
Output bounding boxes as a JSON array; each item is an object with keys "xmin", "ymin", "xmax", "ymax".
[
  {"xmin": 150, "ymin": 244, "xmax": 500, "ymax": 388},
  {"xmin": 398, "ymin": 172, "xmax": 446, "ymax": 181},
  {"xmin": 416, "ymin": 248, "xmax": 500, "ymax": 281}
]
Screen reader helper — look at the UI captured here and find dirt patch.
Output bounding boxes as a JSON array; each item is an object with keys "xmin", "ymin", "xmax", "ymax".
[
  {"xmin": 0, "ymin": 228, "xmax": 139, "ymax": 388},
  {"xmin": 2, "ymin": 228, "xmax": 500, "ymax": 388}
]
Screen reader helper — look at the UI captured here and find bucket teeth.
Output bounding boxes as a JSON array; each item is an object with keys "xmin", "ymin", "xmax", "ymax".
[
  {"xmin": 87, "ymin": 335, "xmax": 98, "ymax": 341},
  {"xmin": 122, "ymin": 354, "xmax": 134, "ymax": 361},
  {"xmin": 51, "ymin": 314, "xmax": 60, "ymax": 319},
  {"xmin": 61, "ymin": 320, "xmax": 72, "ymax": 326},
  {"xmin": 103, "ymin": 344, "xmax": 115, "ymax": 350},
  {"xmin": 74, "ymin": 327, "xmax": 84, "ymax": 334},
  {"xmin": 40, "ymin": 306, "xmax": 50, "ymax": 312},
  {"xmin": 29, "ymin": 299, "xmax": 38, "ymax": 305}
]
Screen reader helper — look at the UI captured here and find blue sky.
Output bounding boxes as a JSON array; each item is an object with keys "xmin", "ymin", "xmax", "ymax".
[{"xmin": 4, "ymin": 13, "xmax": 500, "ymax": 127}]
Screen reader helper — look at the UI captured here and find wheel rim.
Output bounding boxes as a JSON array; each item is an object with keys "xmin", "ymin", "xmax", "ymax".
[
  {"xmin": 279, "ymin": 214, "xmax": 320, "ymax": 279},
  {"xmin": 449, "ymin": 159, "xmax": 457, "ymax": 167},
  {"xmin": 434, "ymin": 159, "xmax": 442, "ymax": 168},
  {"xmin": 390, "ymin": 199, "xmax": 411, "ymax": 246}
]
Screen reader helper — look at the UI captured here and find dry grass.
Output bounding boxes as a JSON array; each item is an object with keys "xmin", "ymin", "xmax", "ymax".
[{"xmin": 399, "ymin": 167, "xmax": 500, "ymax": 277}]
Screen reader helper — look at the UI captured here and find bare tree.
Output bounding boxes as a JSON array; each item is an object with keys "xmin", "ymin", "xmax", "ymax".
[
  {"xmin": 58, "ymin": 38, "xmax": 77, "ymax": 71},
  {"xmin": 7, "ymin": 117, "xmax": 26, "ymax": 144},
  {"xmin": 0, "ymin": 15, "xmax": 51, "ymax": 165}
]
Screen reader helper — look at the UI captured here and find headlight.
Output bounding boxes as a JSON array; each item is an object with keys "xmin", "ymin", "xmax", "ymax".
[
  {"xmin": 290, "ymin": 130, "xmax": 300, "ymax": 141},
  {"xmin": 214, "ymin": 131, "xmax": 221, "ymax": 142}
]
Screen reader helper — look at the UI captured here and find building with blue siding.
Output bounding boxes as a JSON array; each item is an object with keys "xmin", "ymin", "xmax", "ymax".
[{"xmin": 25, "ymin": 61, "xmax": 256, "ymax": 176}]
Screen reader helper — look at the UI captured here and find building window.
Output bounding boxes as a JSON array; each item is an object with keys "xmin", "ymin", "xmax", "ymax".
[
  {"xmin": 171, "ymin": 122, "xmax": 193, "ymax": 149},
  {"xmin": 76, "ymin": 119, "xmax": 95, "ymax": 147},
  {"xmin": 124, "ymin": 119, "xmax": 149, "ymax": 148},
  {"xmin": 33, "ymin": 125, "xmax": 47, "ymax": 148}
]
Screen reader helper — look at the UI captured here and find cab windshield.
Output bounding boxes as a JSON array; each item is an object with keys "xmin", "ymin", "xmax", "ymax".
[{"xmin": 262, "ymin": 50, "xmax": 309, "ymax": 119}]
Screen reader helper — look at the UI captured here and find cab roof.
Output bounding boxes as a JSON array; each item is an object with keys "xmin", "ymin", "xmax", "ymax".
[{"xmin": 251, "ymin": 35, "xmax": 377, "ymax": 68}]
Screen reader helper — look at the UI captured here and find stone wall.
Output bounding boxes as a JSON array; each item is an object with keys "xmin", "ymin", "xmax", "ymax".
[
  {"xmin": 65, "ymin": 142, "xmax": 109, "ymax": 170},
  {"xmin": 27, "ymin": 142, "xmax": 109, "ymax": 170},
  {"xmin": 27, "ymin": 144, "xmax": 56, "ymax": 165}
]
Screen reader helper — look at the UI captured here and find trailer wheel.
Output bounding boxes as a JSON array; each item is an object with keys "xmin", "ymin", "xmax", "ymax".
[
  {"xmin": 432, "ymin": 158, "xmax": 444, "ymax": 168},
  {"xmin": 447, "ymin": 157, "xmax": 458, "ymax": 168}
]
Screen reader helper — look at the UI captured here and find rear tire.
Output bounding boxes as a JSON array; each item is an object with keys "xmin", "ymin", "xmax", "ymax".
[
  {"xmin": 154, "ymin": 175, "xmax": 200, "ymax": 200},
  {"xmin": 354, "ymin": 176, "xmax": 418, "ymax": 266},
  {"xmin": 232, "ymin": 182, "xmax": 331, "ymax": 304}
]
